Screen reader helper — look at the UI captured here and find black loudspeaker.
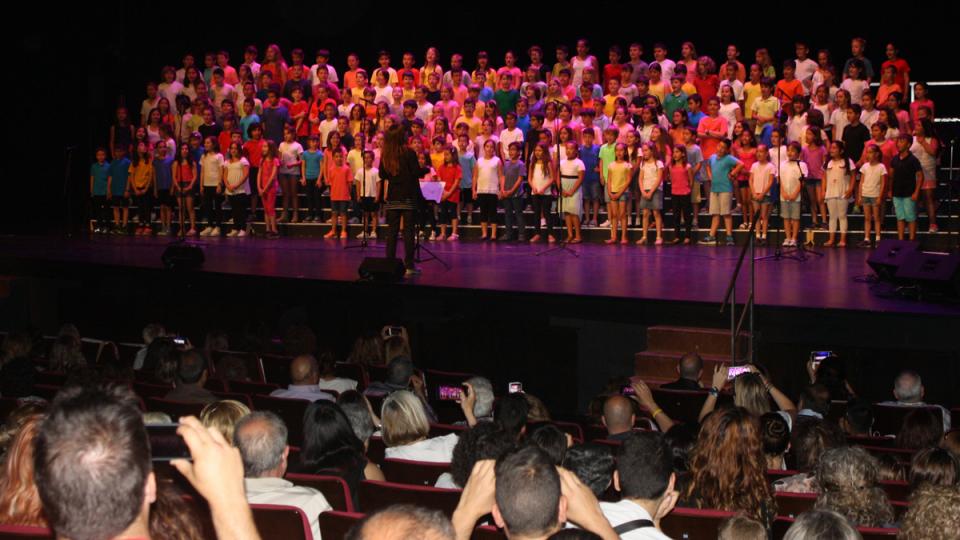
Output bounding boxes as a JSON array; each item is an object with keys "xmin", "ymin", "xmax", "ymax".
[
  {"xmin": 358, "ymin": 257, "xmax": 405, "ymax": 282},
  {"xmin": 867, "ymin": 240, "xmax": 918, "ymax": 281},
  {"xmin": 895, "ymin": 251, "xmax": 960, "ymax": 296},
  {"xmin": 161, "ymin": 244, "xmax": 205, "ymax": 270}
]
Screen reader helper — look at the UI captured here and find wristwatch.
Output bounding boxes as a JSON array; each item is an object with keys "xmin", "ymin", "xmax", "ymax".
[{"xmin": 709, "ymin": 387, "xmax": 720, "ymax": 397}]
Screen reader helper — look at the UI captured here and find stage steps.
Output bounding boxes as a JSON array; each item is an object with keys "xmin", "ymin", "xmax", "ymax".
[{"xmin": 636, "ymin": 325, "xmax": 750, "ymax": 385}]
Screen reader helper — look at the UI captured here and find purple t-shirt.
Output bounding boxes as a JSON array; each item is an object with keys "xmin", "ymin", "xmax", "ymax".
[{"xmin": 801, "ymin": 145, "xmax": 826, "ymax": 180}]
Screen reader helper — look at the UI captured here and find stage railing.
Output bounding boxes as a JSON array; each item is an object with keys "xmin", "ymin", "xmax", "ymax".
[{"xmin": 720, "ymin": 210, "xmax": 761, "ymax": 364}]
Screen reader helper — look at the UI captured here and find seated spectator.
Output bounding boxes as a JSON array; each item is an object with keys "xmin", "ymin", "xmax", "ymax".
[
  {"xmin": 782, "ymin": 509, "xmax": 861, "ymax": 540},
  {"xmin": 164, "ymin": 349, "xmax": 217, "ymax": 404},
  {"xmin": 0, "ymin": 413, "xmax": 45, "ymax": 526},
  {"xmin": 601, "ymin": 395, "xmax": 636, "ymax": 441},
  {"xmin": 200, "ymin": 399, "xmax": 251, "ymax": 443},
  {"xmin": 814, "ymin": 446, "xmax": 894, "ymax": 528},
  {"xmin": 908, "ymin": 447, "xmax": 959, "ymax": 492},
  {"xmin": 683, "ymin": 407, "xmax": 775, "ymax": 525},
  {"xmin": 47, "ymin": 334, "xmax": 86, "ymax": 373},
  {"xmin": 450, "ymin": 447, "xmax": 619, "ymax": 539},
  {"xmin": 717, "ymin": 515, "xmax": 766, "ymax": 540},
  {"xmin": 806, "ymin": 355, "xmax": 855, "ymax": 401},
  {"xmin": 346, "ymin": 332, "xmax": 384, "ymax": 367},
  {"xmin": 663, "ymin": 423, "xmax": 699, "ymax": 476},
  {"xmin": 526, "ymin": 423, "xmax": 571, "ymax": 465},
  {"xmin": 234, "ymin": 411, "xmax": 331, "ymax": 539},
  {"xmin": 775, "ymin": 419, "xmax": 845, "ymax": 493},
  {"xmin": 364, "ymin": 356, "xmax": 436, "ymax": 421},
  {"xmin": 839, "ymin": 399, "xmax": 874, "ymax": 437},
  {"xmin": 659, "ymin": 352, "xmax": 704, "ymax": 390},
  {"xmin": 214, "ymin": 354, "xmax": 250, "ymax": 381},
  {"xmin": 270, "ymin": 354, "xmax": 336, "ymax": 402},
  {"xmin": 761, "ymin": 412, "xmax": 791, "ymax": 470},
  {"xmin": 525, "ymin": 394, "xmax": 552, "ymax": 423},
  {"xmin": 562, "ymin": 443, "xmax": 615, "ymax": 498},
  {"xmin": 0, "ymin": 402, "xmax": 47, "ymax": 457},
  {"xmin": 698, "ymin": 366, "xmax": 796, "ymax": 427},
  {"xmin": 899, "ymin": 485, "xmax": 960, "ymax": 540},
  {"xmin": 383, "ymin": 335, "xmax": 411, "ymax": 364},
  {"xmin": 346, "ymin": 504, "xmax": 454, "ymax": 540},
  {"xmin": 141, "ymin": 337, "xmax": 181, "ymax": 384},
  {"xmin": 602, "ymin": 431, "xmax": 679, "ymax": 539},
  {"xmin": 462, "ymin": 376, "xmax": 495, "ymax": 425},
  {"xmin": 133, "ymin": 322, "xmax": 166, "ymax": 370},
  {"xmin": 293, "ymin": 400, "xmax": 384, "ymax": 506},
  {"xmin": 494, "ymin": 393, "xmax": 530, "ymax": 440},
  {"xmin": 898, "ymin": 408, "xmax": 945, "ymax": 450},
  {"xmin": 316, "ymin": 349, "xmax": 359, "ymax": 394},
  {"xmin": 338, "ymin": 390, "xmax": 379, "ymax": 448},
  {"xmin": 437, "ymin": 422, "xmax": 516, "ymax": 489},
  {"xmin": 878, "ymin": 370, "xmax": 951, "ymax": 432},
  {"xmin": 382, "ymin": 390, "xmax": 458, "ymax": 462},
  {"xmin": 875, "ymin": 453, "xmax": 908, "ymax": 482},
  {"xmin": 943, "ymin": 429, "xmax": 960, "ymax": 457},
  {"xmin": 796, "ymin": 384, "xmax": 831, "ymax": 420}
]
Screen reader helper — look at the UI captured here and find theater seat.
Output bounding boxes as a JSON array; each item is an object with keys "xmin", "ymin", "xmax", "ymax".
[
  {"xmin": 660, "ymin": 507, "xmax": 737, "ymax": 540},
  {"xmin": 651, "ymin": 389, "xmax": 709, "ymax": 424},
  {"xmin": 260, "ymin": 354, "xmax": 295, "ymax": 386},
  {"xmin": 862, "ymin": 445, "xmax": 916, "ymax": 463},
  {"xmin": 318, "ymin": 511, "xmax": 364, "ymax": 540},
  {"xmin": 774, "ymin": 492, "xmax": 817, "ymax": 518},
  {"xmin": 145, "ymin": 397, "xmax": 206, "ymax": 419},
  {"xmin": 873, "ymin": 405, "xmax": 943, "ymax": 437},
  {"xmin": 250, "ymin": 504, "xmax": 312, "ymax": 540},
  {"xmin": 250, "ymin": 395, "xmax": 310, "ymax": 447},
  {"xmin": 133, "ymin": 381, "xmax": 174, "ymax": 399},
  {"xmin": 210, "ymin": 391, "xmax": 253, "ymax": 408},
  {"xmin": 210, "ymin": 351, "xmax": 264, "ymax": 382},
  {"xmin": 381, "ymin": 458, "xmax": 451, "ymax": 486},
  {"xmin": 471, "ymin": 525, "xmax": 506, "ymax": 540},
  {"xmin": 367, "ymin": 436, "xmax": 386, "ymax": 465},
  {"xmin": 227, "ymin": 380, "xmax": 281, "ymax": 396},
  {"xmin": 358, "ymin": 480, "xmax": 461, "ymax": 516},
  {"xmin": 847, "ymin": 435, "xmax": 897, "ymax": 448},
  {"xmin": 0, "ymin": 524, "xmax": 54, "ymax": 539},
  {"xmin": 285, "ymin": 473, "xmax": 355, "ymax": 512}
]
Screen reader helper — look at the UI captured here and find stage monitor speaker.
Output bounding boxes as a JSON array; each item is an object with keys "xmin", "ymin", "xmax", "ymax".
[
  {"xmin": 895, "ymin": 251, "xmax": 960, "ymax": 296},
  {"xmin": 867, "ymin": 239, "xmax": 918, "ymax": 281},
  {"xmin": 358, "ymin": 257, "xmax": 405, "ymax": 283},
  {"xmin": 161, "ymin": 244, "xmax": 205, "ymax": 270}
]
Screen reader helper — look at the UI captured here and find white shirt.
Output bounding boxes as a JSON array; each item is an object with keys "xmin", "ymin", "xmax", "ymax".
[
  {"xmin": 244, "ymin": 477, "xmax": 331, "ymax": 540},
  {"xmin": 718, "ymin": 79, "xmax": 744, "ymax": 102},
  {"xmin": 269, "ymin": 384, "xmax": 335, "ymax": 402},
  {"xmin": 498, "ymin": 128, "xmax": 525, "ymax": 157},
  {"xmin": 159, "ymin": 81, "xmax": 184, "ymax": 107},
  {"xmin": 795, "ymin": 58, "xmax": 819, "ymax": 89},
  {"xmin": 223, "ymin": 157, "xmax": 250, "ymax": 195},
  {"xmin": 859, "ymin": 162, "xmax": 887, "ymax": 198},
  {"xmin": 750, "ymin": 162, "xmax": 776, "ymax": 195},
  {"xmin": 200, "ymin": 153, "xmax": 225, "ymax": 187},
  {"xmin": 354, "ymin": 167, "xmax": 381, "ymax": 199},
  {"xmin": 824, "ymin": 159, "xmax": 855, "ymax": 199},
  {"xmin": 718, "ymin": 102, "xmax": 741, "ymax": 138},
  {"xmin": 840, "ymin": 79, "xmax": 868, "ymax": 105},
  {"xmin": 310, "ymin": 64, "xmax": 339, "ymax": 86},
  {"xmin": 318, "ymin": 119, "xmax": 339, "ymax": 148},
  {"xmin": 599, "ymin": 499, "xmax": 672, "ymax": 540},
  {"xmin": 475, "ymin": 156, "xmax": 501, "ymax": 194},
  {"xmin": 317, "ymin": 377, "xmax": 359, "ymax": 395},
  {"xmin": 860, "ymin": 108, "xmax": 880, "ymax": 129},
  {"xmin": 785, "ymin": 113, "xmax": 808, "ymax": 144},
  {"xmin": 653, "ymin": 58, "xmax": 676, "ymax": 82},
  {"xmin": 434, "ymin": 471, "xmax": 459, "ymax": 489},
  {"xmin": 385, "ymin": 433, "xmax": 459, "ymax": 463},
  {"xmin": 639, "ymin": 160, "xmax": 664, "ymax": 192},
  {"xmin": 779, "ymin": 160, "xmax": 809, "ymax": 201}
]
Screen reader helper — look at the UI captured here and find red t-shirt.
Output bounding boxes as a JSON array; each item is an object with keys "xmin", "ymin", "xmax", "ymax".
[
  {"xmin": 218, "ymin": 132, "xmax": 233, "ymax": 156},
  {"xmin": 259, "ymin": 158, "xmax": 279, "ymax": 191},
  {"xmin": 603, "ymin": 64, "xmax": 623, "ymax": 88},
  {"xmin": 693, "ymin": 75, "xmax": 720, "ymax": 103},
  {"xmin": 290, "ymin": 101, "xmax": 310, "ymax": 137},
  {"xmin": 437, "ymin": 164, "xmax": 462, "ymax": 204},
  {"xmin": 328, "ymin": 164, "xmax": 352, "ymax": 201},
  {"xmin": 243, "ymin": 139, "xmax": 265, "ymax": 168},
  {"xmin": 775, "ymin": 79, "xmax": 804, "ymax": 104},
  {"xmin": 881, "ymin": 59, "xmax": 910, "ymax": 91}
]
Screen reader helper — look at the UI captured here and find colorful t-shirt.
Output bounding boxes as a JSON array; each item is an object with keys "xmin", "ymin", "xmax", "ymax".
[
  {"xmin": 458, "ymin": 151, "xmax": 476, "ymax": 189},
  {"xmin": 858, "ymin": 162, "xmax": 887, "ymax": 199},
  {"xmin": 327, "ymin": 164, "xmax": 352, "ymax": 201},
  {"xmin": 707, "ymin": 154, "xmax": 741, "ymax": 193},
  {"xmin": 90, "ymin": 162, "xmax": 110, "ymax": 196},
  {"xmin": 669, "ymin": 163, "xmax": 692, "ymax": 196},
  {"xmin": 302, "ymin": 149, "xmax": 323, "ymax": 180},
  {"xmin": 579, "ymin": 144, "xmax": 600, "ymax": 187}
]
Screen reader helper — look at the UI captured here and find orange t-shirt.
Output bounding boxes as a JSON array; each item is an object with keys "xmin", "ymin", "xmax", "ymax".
[
  {"xmin": 328, "ymin": 164, "xmax": 352, "ymax": 201},
  {"xmin": 775, "ymin": 79, "xmax": 804, "ymax": 104},
  {"xmin": 697, "ymin": 115, "xmax": 729, "ymax": 159}
]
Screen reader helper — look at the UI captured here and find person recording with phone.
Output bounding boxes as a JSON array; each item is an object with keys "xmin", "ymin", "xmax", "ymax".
[{"xmin": 697, "ymin": 364, "xmax": 796, "ymax": 426}]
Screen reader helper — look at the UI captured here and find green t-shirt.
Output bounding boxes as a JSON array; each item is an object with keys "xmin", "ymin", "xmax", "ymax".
[
  {"xmin": 599, "ymin": 143, "xmax": 617, "ymax": 185},
  {"xmin": 493, "ymin": 89, "xmax": 520, "ymax": 117}
]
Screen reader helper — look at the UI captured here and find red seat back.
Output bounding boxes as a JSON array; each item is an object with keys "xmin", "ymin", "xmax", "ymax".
[
  {"xmin": 766, "ymin": 469, "xmax": 800, "ymax": 483},
  {"xmin": 873, "ymin": 405, "xmax": 943, "ymax": 436},
  {"xmin": 145, "ymin": 397, "xmax": 207, "ymax": 419},
  {"xmin": 651, "ymin": 389, "xmax": 709, "ymax": 424},
  {"xmin": 250, "ymin": 504, "xmax": 312, "ymax": 540},
  {"xmin": 250, "ymin": 395, "xmax": 310, "ymax": 447},
  {"xmin": 660, "ymin": 507, "xmax": 737, "ymax": 540},
  {"xmin": 228, "ymin": 380, "xmax": 281, "ymax": 396},
  {"xmin": 210, "ymin": 351, "xmax": 265, "ymax": 382},
  {"xmin": 775, "ymin": 492, "xmax": 817, "ymax": 518},
  {"xmin": 133, "ymin": 381, "xmax": 173, "ymax": 399},
  {"xmin": 260, "ymin": 354, "xmax": 294, "ymax": 386},
  {"xmin": 471, "ymin": 525, "xmax": 506, "ymax": 540},
  {"xmin": 381, "ymin": 458, "xmax": 451, "ymax": 486},
  {"xmin": 367, "ymin": 436, "xmax": 386, "ymax": 465},
  {"xmin": 318, "ymin": 511, "xmax": 363, "ymax": 540},
  {"xmin": 285, "ymin": 473, "xmax": 355, "ymax": 512},
  {"xmin": 210, "ymin": 391, "xmax": 253, "ymax": 408},
  {"xmin": 358, "ymin": 480, "xmax": 461, "ymax": 516},
  {"xmin": 0, "ymin": 524, "xmax": 54, "ymax": 539}
]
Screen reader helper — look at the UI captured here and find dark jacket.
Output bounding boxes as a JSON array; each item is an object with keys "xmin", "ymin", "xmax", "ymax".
[{"xmin": 382, "ymin": 148, "xmax": 429, "ymax": 203}]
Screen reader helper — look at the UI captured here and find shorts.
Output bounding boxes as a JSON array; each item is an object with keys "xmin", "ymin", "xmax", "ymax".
[
  {"xmin": 753, "ymin": 193, "xmax": 773, "ymax": 205},
  {"xmin": 460, "ymin": 188, "xmax": 474, "ymax": 204},
  {"xmin": 804, "ymin": 178, "xmax": 822, "ymax": 187},
  {"xmin": 709, "ymin": 192, "xmax": 733, "ymax": 215},
  {"xmin": 861, "ymin": 196, "xmax": 879, "ymax": 206},
  {"xmin": 922, "ymin": 177, "xmax": 937, "ymax": 190},
  {"xmin": 638, "ymin": 191, "xmax": 663, "ymax": 210},
  {"xmin": 780, "ymin": 200, "xmax": 801, "ymax": 220},
  {"xmin": 360, "ymin": 197, "xmax": 379, "ymax": 213},
  {"xmin": 609, "ymin": 189, "xmax": 631, "ymax": 203},
  {"xmin": 583, "ymin": 182, "xmax": 603, "ymax": 201},
  {"xmin": 111, "ymin": 195, "xmax": 130, "ymax": 208},
  {"xmin": 893, "ymin": 197, "xmax": 917, "ymax": 223},
  {"xmin": 156, "ymin": 189, "xmax": 173, "ymax": 206},
  {"xmin": 331, "ymin": 200, "xmax": 350, "ymax": 213},
  {"xmin": 737, "ymin": 179, "xmax": 750, "ymax": 189}
]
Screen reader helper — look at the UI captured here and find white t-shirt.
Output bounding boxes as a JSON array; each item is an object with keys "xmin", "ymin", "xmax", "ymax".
[
  {"xmin": 529, "ymin": 162, "xmax": 553, "ymax": 194},
  {"xmin": 384, "ymin": 433, "xmax": 459, "ymax": 463},
  {"xmin": 785, "ymin": 113, "xmax": 808, "ymax": 144},
  {"xmin": 318, "ymin": 119, "xmax": 339, "ymax": 147},
  {"xmin": 414, "ymin": 101, "xmax": 434, "ymax": 123},
  {"xmin": 200, "ymin": 153, "xmax": 225, "ymax": 187},
  {"xmin": 355, "ymin": 167, "xmax": 381, "ymax": 198},
  {"xmin": 559, "ymin": 157, "xmax": 586, "ymax": 181},
  {"xmin": 316, "ymin": 377, "xmax": 359, "ymax": 395},
  {"xmin": 779, "ymin": 160, "xmax": 809, "ymax": 201},
  {"xmin": 653, "ymin": 58, "xmax": 676, "ymax": 81},
  {"xmin": 244, "ymin": 477, "xmax": 331, "ymax": 540},
  {"xmin": 310, "ymin": 63, "xmax": 339, "ymax": 86},
  {"xmin": 639, "ymin": 160, "xmax": 664, "ymax": 192},
  {"xmin": 498, "ymin": 128, "xmax": 525, "ymax": 157},
  {"xmin": 910, "ymin": 137, "xmax": 938, "ymax": 180},
  {"xmin": 718, "ymin": 79, "xmax": 744, "ymax": 102},
  {"xmin": 860, "ymin": 108, "xmax": 880, "ymax": 129},
  {"xmin": 278, "ymin": 141, "xmax": 304, "ymax": 174},
  {"xmin": 718, "ymin": 102, "xmax": 741, "ymax": 138},
  {"xmin": 830, "ymin": 108, "xmax": 850, "ymax": 140},
  {"xmin": 475, "ymin": 156, "xmax": 501, "ymax": 194},
  {"xmin": 599, "ymin": 499, "xmax": 672, "ymax": 540},
  {"xmin": 158, "ymin": 81, "xmax": 184, "ymax": 107},
  {"xmin": 374, "ymin": 85, "xmax": 394, "ymax": 104},
  {"xmin": 840, "ymin": 79, "xmax": 868, "ymax": 105},
  {"xmin": 750, "ymin": 161, "xmax": 776, "ymax": 195},
  {"xmin": 223, "ymin": 157, "xmax": 250, "ymax": 195},
  {"xmin": 824, "ymin": 158, "xmax": 855, "ymax": 199},
  {"xmin": 794, "ymin": 58, "xmax": 819, "ymax": 88},
  {"xmin": 859, "ymin": 162, "xmax": 887, "ymax": 198}
]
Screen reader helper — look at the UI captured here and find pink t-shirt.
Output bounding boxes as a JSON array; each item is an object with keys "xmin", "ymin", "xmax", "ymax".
[
  {"xmin": 669, "ymin": 164, "xmax": 692, "ymax": 195},
  {"xmin": 801, "ymin": 145, "xmax": 827, "ymax": 180},
  {"xmin": 910, "ymin": 99, "xmax": 934, "ymax": 123}
]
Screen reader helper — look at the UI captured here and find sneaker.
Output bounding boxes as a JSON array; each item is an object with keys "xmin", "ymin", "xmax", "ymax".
[
  {"xmin": 725, "ymin": 236, "xmax": 735, "ymax": 246},
  {"xmin": 199, "ymin": 227, "xmax": 211, "ymax": 236},
  {"xmin": 739, "ymin": 222, "xmax": 749, "ymax": 230},
  {"xmin": 404, "ymin": 267, "xmax": 422, "ymax": 277},
  {"xmin": 369, "ymin": 231, "xmax": 377, "ymax": 240},
  {"xmin": 857, "ymin": 240, "xmax": 871, "ymax": 248},
  {"xmin": 356, "ymin": 231, "xmax": 367, "ymax": 239},
  {"xmin": 783, "ymin": 238, "xmax": 792, "ymax": 247},
  {"xmin": 600, "ymin": 220, "xmax": 611, "ymax": 227},
  {"xmin": 227, "ymin": 230, "xmax": 238, "ymax": 237},
  {"xmin": 210, "ymin": 227, "xmax": 220, "ymax": 236},
  {"xmin": 339, "ymin": 231, "xmax": 347, "ymax": 239},
  {"xmin": 237, "ymin": 230, "xmax": 247, "ymax": 238},
  {"xmin": 447, "ymin": 233, "xmax": 459, "ymax": 241},
  {"xmin": 428, "ymin": 232, "xmax": 436, "ymax": 241},
  {"xmin": 930, "ymin": 224, "xmax": 939, "ymax": 233},
  {"xmin": 702, "ymin": 234, "xmax": 716, "ymax": 243}
]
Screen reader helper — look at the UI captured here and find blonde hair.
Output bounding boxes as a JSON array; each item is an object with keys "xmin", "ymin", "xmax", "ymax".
[
  {"xmin": 734, "ymin": 373, "xmax": 772, "ymax": 417},
  {"xmin": 200, "ymin": 400, "xmax": 251, "ymax": 444},
  {"xmin": 381, "ymin": 390, "xmax": 430, "ymax": 447},
  {"xmin": 718, "ymin": 516, "xmax": 766, "ymax": 540}
]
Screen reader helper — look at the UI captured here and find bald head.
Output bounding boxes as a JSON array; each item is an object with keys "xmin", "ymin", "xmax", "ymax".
[
  {"xmin": 290, "ymin": 354, "xmax": 319, "ymax": 386},
  {"xmin": 346, "ymin": 505, "xmax": 454, "ymax": 540},
  {"xmin": 894, "ymin": 370, "xmax": 923, "ymax": 403},
  {"xmin": 678, "ymin": 352, "xmax": 703, "ymax": 381},
  {"xmin": 603, "ymin": 395, "xmax": 635, "ymax": 435}
]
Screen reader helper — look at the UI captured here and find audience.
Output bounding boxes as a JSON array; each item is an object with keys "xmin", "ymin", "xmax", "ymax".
[
  {"xmin": 717, "ymin": 515, "xmax": 767, "ymax": 540},
  {"xmin": 141, "ymin": 337, "xmax": 182, "ymax": 385},
  {"xmin": 269, "ymin": 354, "xmax": 336, "ymax": 401},
  {"xmin": 316, "ymin": 349, "xmax": 359, "ymax": 394},
  {"xmin": 199, "ymin": 399, "xmax": 251, "ymax": 443},
  {"xmin": 760, "ymin": 411, "xmax": 791, "ymax": 470},
  {"xmin": 347, "ymin": 504, "xmax": 454, "ymax": 540},
  {"xmin": 437, "ymin": 422, "xmax": 515, "ymax": 489},
  {"xmin": 527, "ymin": 423, "xmax": 571, "ymax": 465},
  {"xmin": 382, "ymin": 390, "xmax": 458, "ymax": 462},
  {"xmin": 463, "ymin": 376, "xmax": 495, "ymax": 424},
  {"xmin": 814, "ymin": 446, "xmax": 894, "ymax": 528},
  {"xmin": 879, "ymin": 370, "xmax": 952, "ymax": 432},
  {"xmin": 839, "ymin": 399, "xmax": 874, "ymax": 437},
  {"xmin": 562, "ymin": 443, "xmax": 615, "ymax": 498},
  {"xmin": 234, "ymin": 411, "xmax": 331, "ymax": 539},
  {"xmin": 775, "ymin": 418, "xmax": 845, "ymax": 493},
  {"xmin": 899, "ymin": 485, "xmax": 960, "ymax": 540},
  {"xmin": 601, "ymin": 395, "xmax": 636, "ymax": 441},
  {"xmin": 796, "ymin": 384, "xmax": 831, "ymax": 420},
  {"xmin": 133, "ymin": 322, "xmax": 166, "ymax": 370},
  {"xmin": 494, "ymin": 393, "xmax": 530, "ymax": 440},
  {"xmin": 164, "ymin": 349, "xmax": 217, "ymax": 404},
  {"xmin": 782, "ymin": 509, "xmax": 861, "ymax": 540},
  {"xmin": 0, "ymin": 413, "xmax": 45, "ymax": 527},
  {"xmin": 897, "ymin": 408, "xmax": 944, "ymax": 450},
  {"xmin": 602, "ymin": 431, "xmax": 678, "ymax": 539},
  {"xmin": 337, "ymin": 390, "xmax": 380, "ymax": 447},
  {"xmin": 908, "ymin": 446, "xmax": 960, "ymax": 491},
  {"xmin": 364, "ymin": 356, "xmax": 437, "ymax": 421},
  {"xmin": 659, "ymin": 352, "xmax": 704, "ymax": 390}
]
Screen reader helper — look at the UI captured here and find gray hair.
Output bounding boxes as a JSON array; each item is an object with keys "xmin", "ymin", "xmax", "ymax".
[
  {"xmin": 234, "ymin": 411, "xmax": 288, "ymax": 477},
  {"xmin": 466, "ymin": 376, "xmax": 495, "ymax": 418},
  {"xmin": 340, "ymin": 400, "xmax": 376, "ymax": 444},
  {"xmin": 346, "ymin": 504, "xmax": 454, "ymax": 540},
  {"xmin": 783, "ymin": 509, "xmax": 862, "ymax": 540},
  {"xmin": 893, "ymin": 370, "xmax": 922, "ymax": 402}
]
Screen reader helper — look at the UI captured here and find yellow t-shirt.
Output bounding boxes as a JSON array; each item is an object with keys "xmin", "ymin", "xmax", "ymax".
[
  {"xmin": 681, "ymin": 82, "xmax": 697, "ymax": 97},
  {"xmin": 607, "ymin": 161, "xmax": 632, "ymax": 194},
  {"xmin": 603, "ymin": 95, "xmax": 619, "ymax": 118},
  {"xmin": 456, "ymin": 115, "xmax": 482, "ymax": 139},
  {"xmin": 743, "ymin": 82, "xmax": 763, "ymax": 119},
  {"xmin": 430, "ymin": 152, "xmax": 445, "ymax": 172},
  {"xmin": 129, "ymin": 162, "xmax": 154, "ymax": 191},
  {"xmin": 648, "ymin": 80, "xmax": 667, "ymax": 104}
]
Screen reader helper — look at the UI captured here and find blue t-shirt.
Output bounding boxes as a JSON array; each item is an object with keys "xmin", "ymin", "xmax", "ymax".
[
  {"xmin": 478, "ymin": 87, "xmax": 494, "ymax": 103},
  {"xmin": 108, "ymin": 157, "xmax": 131, "ymax": 196},
  {"xmin": 90, "ymin": 161, "xmax": 110, "ymax": 196},
  {"xmin": 503, "ymin": 159, "xmax": 526, "ymax": 197},
  {"xmin": 302, "ymin": 150, "xmax": 324, "ymax": 180},
  {"xmin": 687, "ymin": 111, "xmax": 706, "ymax": 129},
  {"xmin": 708, "ymin": 154, "xmax": 741, "ymax": 193},
  {"xmin": 685, "ymin": 144, "xmax": 704, "ymax": 182},
  {"xmin": 579, "ymin": 144, "xmax": 601, "ymax": 186},
  {"xmin": 459, "ymin": 152, "xmax": 477, "ymax": 188},
  {"xmin": 516, "ymin": 114, "xmax": 531, "ymax": 138},
  {"xmin": 154, "ymin": 157, "xmax": 175, "ymax": 190},
  {"xmin": 261, "ymin": 105, "xmax": 290, "ymax": 146},
  {"xmin": 239, "ymin": 114, "xmax": 261, "ymax": 142}
]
